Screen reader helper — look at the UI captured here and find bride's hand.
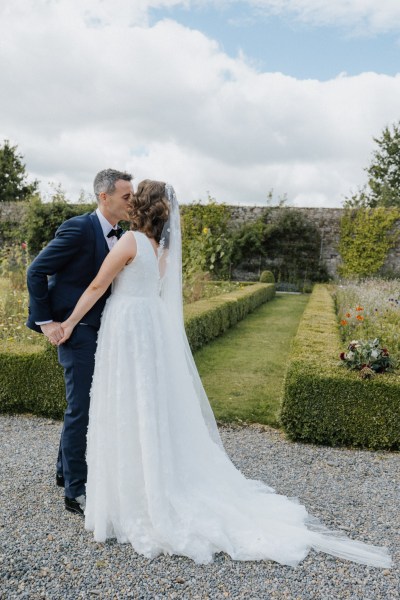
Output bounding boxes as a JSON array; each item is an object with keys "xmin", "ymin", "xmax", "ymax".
[{"xmin": 58, "ymin": 321, "xmax": 75, "ymax": 345}]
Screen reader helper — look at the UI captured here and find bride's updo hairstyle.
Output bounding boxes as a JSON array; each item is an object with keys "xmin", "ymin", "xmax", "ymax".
[{"xmin": 129, "ymin": 179, "xmax": 169, "ymax": 243}]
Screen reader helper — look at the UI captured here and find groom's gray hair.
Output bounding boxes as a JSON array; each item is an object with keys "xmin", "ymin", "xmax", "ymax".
[{"xmin": 93, "ymin": 169, "xmax": 133, "ymax": 202}]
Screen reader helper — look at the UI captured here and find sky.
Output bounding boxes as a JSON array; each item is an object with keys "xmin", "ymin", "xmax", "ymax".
[{"xmin": 0, "ymin": 0, "xmax": 400, "ymax": 207}]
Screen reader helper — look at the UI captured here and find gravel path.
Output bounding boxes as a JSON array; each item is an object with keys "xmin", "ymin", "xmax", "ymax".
[{"xmin": 0, "ymin": 414, "xmax": 398, "ymax": 599}]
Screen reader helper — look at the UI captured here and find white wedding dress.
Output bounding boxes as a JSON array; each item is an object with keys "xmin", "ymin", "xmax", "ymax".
[{"xmin": 84, "ymin": 230, "xmax": 392, "ymax": 568}]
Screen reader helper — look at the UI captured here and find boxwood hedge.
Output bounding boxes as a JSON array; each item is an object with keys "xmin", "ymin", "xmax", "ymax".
[
  {"xmin": 0, "ymin": 282, "xmax": 275, "ymax": 419},
  {"xmin": 280, "ymin": 284, "xmax": 400, "ymax": 450}
]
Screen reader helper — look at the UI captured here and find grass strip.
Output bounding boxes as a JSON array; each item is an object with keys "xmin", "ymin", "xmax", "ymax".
[{"xmin": 194, "ymin": 293, "xmax": 309, "ymax": 427}]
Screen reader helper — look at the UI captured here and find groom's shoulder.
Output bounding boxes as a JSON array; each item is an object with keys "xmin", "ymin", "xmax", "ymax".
[{"xmin": 58, "ymin": 211, "xmax": 94, "ymax": 233}]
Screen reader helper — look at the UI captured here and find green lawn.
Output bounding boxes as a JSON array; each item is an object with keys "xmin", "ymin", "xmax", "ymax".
[{"xmin": 194, "ymin": 293, "xmax": 310, "ymax": 427}]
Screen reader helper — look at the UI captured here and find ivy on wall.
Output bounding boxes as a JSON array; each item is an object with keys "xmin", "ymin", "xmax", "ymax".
[{"xmin": 338, "ymin": 207, "xmax": 400, "ymax": 278}]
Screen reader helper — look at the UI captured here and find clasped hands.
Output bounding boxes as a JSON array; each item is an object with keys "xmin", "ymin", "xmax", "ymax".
[{"xmin": 40, "ymin": 321, "xmax": 75, "ymax": 346}]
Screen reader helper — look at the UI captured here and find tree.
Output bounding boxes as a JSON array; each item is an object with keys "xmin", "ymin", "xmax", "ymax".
[
  {"xmin": 0, "ymin": 140, "xmax": 38, "ymax": 202},
  {"xmin": 345, "ymin": 122, "xmax": 400, "ymax": 208},
  {"xmin": 367, "ymin": 122, "xmax": 400, "ymax": 207}
]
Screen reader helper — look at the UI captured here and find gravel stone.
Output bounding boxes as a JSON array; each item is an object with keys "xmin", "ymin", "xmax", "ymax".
[{"xmin": 0, "ymin": 414, "xmax": 398, "ymax": 599}]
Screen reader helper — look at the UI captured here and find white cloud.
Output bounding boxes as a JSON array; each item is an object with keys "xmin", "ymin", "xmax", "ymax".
[{"xmin": 0, "ymin": 0, "xmax": 400, "ymax": 207}]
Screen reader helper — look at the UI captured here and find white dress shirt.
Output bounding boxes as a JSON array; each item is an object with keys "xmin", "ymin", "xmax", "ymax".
[{"xmin": 95, "ymin": 208, "xmax": 120, "ymax": 251}]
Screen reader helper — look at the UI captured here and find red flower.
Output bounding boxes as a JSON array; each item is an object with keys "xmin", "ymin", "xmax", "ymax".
[{"xmin": 21, "ymin": 242, "xmax": 27, "ymax": 250}]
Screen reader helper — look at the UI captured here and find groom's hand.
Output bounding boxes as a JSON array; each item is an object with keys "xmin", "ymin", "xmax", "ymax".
[{"xmin": 40, "ymin": 322, "xmax": 64, "ymax": 345}]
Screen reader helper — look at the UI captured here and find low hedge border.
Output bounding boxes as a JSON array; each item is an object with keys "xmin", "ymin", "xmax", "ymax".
[
  {"xmin": 280, "ymin": 284, "xmax": 400, "ymax": 450},
  {"xmin": 184, "ymin": 282, "xmax": 275, "ymax": 352},
  {"xmin": 0, "ymin": 282, "xmax": 275, "ymax": 419}
]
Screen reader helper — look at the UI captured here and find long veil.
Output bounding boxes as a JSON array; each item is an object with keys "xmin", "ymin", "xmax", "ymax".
[{"xmin": 158, "ymin": 185, "xmax": 224, "ymax": 449}]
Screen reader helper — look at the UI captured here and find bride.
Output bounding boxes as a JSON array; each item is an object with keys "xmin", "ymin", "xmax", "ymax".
[{"xmin": 59, "ymin": 180, "xmax": 392, "ymax": 568}]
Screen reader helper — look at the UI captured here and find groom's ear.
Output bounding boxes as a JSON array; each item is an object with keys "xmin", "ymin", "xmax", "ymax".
[{"xmin": 98, "ymin": 192, "xmax": 107, "ymax": 203}]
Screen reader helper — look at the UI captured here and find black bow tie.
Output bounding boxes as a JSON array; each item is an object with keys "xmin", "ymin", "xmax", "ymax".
[{"xmin": 107, "ymin": 227, "xmax": 123, "ymax": 240}]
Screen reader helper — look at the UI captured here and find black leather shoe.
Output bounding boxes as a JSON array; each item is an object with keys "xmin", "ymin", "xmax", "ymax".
[
  {"xmin": 56, "ymin": 474, "xmax": 65, "ymax": 488},
  {"xmin": 65, "ymin": 495, "xmax": 86, "ymax": 516}
]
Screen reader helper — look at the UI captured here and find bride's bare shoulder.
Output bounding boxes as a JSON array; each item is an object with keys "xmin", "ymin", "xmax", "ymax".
[{"xmin": 117, "ymin": 230, "xmax": 137, "ymax": 265}]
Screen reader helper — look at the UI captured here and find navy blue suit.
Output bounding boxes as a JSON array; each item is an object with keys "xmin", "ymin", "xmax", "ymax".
[{"xmin": 27, "ymin": 212, "xmax": 110, "ymax": 498}]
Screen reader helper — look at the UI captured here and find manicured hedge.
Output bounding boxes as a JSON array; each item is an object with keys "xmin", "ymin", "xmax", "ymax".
[
  {"xmin": 0, "ymin": 282, "xmax": 275, "ymax": 419},
  {"xmin": 280, "ymin": 284, "xmax": 400, "ymax": 450},
  {"xmin": 0, "ymin": 344, "xmax": 65, "ymax": 419},
  {"xmin": 184, "ymin": 282, "xmax": 275, "ymax": 352}
]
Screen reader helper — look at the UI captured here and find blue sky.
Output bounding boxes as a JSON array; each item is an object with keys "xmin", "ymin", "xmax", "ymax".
[
  {"xmin": 1, "ymin": 0, "xmax": 400, "ymax": 206},
  {"xmin": 150, "ymin": 3, "xmax": 400, "ymax": 80}
]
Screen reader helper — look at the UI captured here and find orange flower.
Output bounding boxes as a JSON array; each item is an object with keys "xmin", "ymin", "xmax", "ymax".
[
  {"xmin": 356, "ymin": 315, "xmax": 364, "ymax": 321},
  {"xmin": 340, "ymin": 319, "xmax": 348, "ymax": 326},
  {"xmin": 345, "ymin": 312, "xmax": 351, "ymax": 318},
  {"xmin": 356, "ymin": 306, "xmax": 363, "ymax": 311}
]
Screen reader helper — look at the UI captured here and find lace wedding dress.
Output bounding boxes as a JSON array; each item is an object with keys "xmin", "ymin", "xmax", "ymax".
[{"xmin": 84, "ymin": 226, "xmax": 392, "ymax": 568}]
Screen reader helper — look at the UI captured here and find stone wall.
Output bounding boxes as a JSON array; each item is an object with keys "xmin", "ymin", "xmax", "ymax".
[
  {"xmin": 228, "ymin": 206, "xmax": 343, "ymax": 277},
  {"xmin": 0, "ymin": 202, "xmax": 28, "ymax": 245},
  {"xmin": 1, "ymin": 201, "xmax": 400, "ymax": 277},
  {"xmin": 0, "ymin": 201, "xmax": 27, "ymax": 224}
]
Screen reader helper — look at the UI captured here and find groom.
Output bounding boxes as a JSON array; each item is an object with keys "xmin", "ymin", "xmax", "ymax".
[{"xmin": 26, "ymin": 168, "xmax": 133, "ymax": 515}]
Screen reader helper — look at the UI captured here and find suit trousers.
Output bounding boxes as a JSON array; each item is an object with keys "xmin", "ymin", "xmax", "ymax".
[{"xmin": 56, "ymin": 324, "xmax": 98, "ymax": 498}]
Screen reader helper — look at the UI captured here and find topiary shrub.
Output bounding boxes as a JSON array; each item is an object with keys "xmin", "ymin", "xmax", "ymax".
[
  {"xmin": 302, "ymin": 280, "xmax": 313, "ymax": 294},
  {"xmin": 259, "ymin": 270, "xmax": 275, "ymax": 284},
  {"xmin": 280, "ymin": 285, "xmax": 400, "ymax": 450}
]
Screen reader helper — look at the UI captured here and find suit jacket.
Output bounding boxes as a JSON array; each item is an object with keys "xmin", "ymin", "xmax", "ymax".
[{"xmin": 26, "ymin": 211, "xmax": 110, "ymax": 333}]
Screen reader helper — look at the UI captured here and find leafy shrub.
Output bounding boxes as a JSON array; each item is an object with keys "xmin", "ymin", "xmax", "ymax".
[
  {"xmin": 0, "ymin": 283, "xmax": 275, "ymax": 418},
  {"xmin": 280, "ymin": 285, "xmax": 400, "ymax": 450},
  {"xmin": 259, "ymin": 270, "xmax": 275, "ymax": 284},
  {"xmin": 181, "ymin": 197, "xmax": 234, "ymax": 281}
]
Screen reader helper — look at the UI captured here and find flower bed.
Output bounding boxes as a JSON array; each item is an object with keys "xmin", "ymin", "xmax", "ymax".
[
  {"xmin": 280, "ymin": 284, "xmax": 400, "ymax": 450},
  {"xmin": 0, "ymin": 282, "xmax": 275, "ymax": 419},
  {"xmin": 334, "ymin": 278, "xmax": 400, "ymax": 360}
]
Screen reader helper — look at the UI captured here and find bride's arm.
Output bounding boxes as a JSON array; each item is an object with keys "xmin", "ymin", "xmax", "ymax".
[{"xmin": 58, "ymin": 232, "xmax": 136, "ymax": 344}]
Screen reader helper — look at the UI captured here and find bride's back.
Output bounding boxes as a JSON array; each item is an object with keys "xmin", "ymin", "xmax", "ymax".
[{"xmin": 111, "ymin": 231, "xmax": 160, "ymax": 299}]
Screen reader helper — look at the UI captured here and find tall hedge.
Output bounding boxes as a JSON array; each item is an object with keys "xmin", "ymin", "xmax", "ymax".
[
  {"xmin": 0, "ymin": 283, "xmax": 275, "ymax": 419},
  {"xmin": 280, "ymin": 285, "xmax": 400, "ymax": 450}
]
